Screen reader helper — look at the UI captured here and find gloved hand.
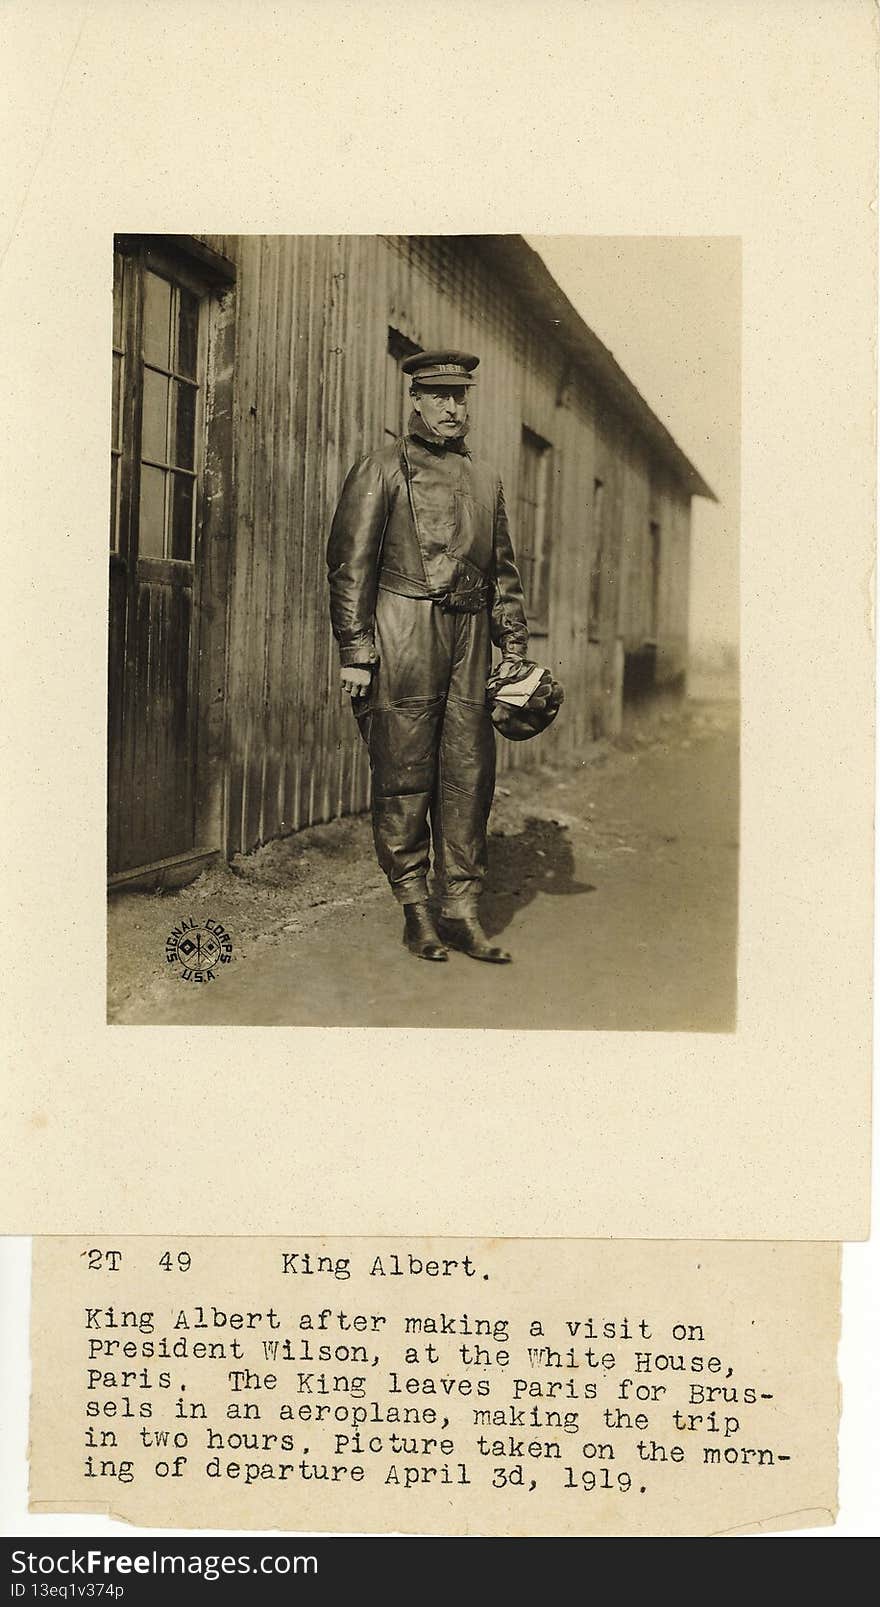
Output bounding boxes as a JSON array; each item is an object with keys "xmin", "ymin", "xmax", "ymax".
[
  {"xmin": 486, "ymin": 658, "xmax": 564, "ymax": 741},
  {"xmin": 341, "ymin": 665, "xmax": 372, "ymax": 699}
]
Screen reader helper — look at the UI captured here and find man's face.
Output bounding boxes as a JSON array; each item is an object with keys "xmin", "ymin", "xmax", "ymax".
[{"xmin": 411, "ymin": 384, "xmax": 470, "ymax": 439}]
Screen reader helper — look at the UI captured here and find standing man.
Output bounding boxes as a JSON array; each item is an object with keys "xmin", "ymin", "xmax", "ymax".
[{"xmin": 327, "ymin": 349, "xmax": 529, "ymax": 963}]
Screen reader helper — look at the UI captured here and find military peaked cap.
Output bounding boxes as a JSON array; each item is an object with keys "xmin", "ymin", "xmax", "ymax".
[{"xmin": 402, "ymin": 349, "xmax": 480, "ymax": 386}]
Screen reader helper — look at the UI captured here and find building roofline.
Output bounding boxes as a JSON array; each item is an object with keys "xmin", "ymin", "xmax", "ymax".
[{"xmin": 465, "ymin": 235, "xmax": 718, "ymax": 503}]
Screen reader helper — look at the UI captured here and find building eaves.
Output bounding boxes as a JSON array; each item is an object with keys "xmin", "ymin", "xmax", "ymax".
[{"xmin": 466, "ymin": 234, "xmax": 718, "ymax": 503}]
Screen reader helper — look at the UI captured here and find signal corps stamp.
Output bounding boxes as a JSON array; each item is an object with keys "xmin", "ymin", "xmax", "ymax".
[{"xmin": 165, "ymin": 918, "xmax": 233, "ymax": 982}]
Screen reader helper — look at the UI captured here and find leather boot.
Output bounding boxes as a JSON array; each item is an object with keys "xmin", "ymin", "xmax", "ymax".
[
  {"xmin": 402, "ymin": 902, "xmax": 449, "ymax": 961},
  {"xmin": 436, "ymin": 913, "xmax": 511, "ymax": 964}
]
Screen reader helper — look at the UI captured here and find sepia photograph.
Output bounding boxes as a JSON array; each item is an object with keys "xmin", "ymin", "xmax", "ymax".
[{"xmin": 105, "ymin": 233, "xmax": 740, "ymax": 1030}]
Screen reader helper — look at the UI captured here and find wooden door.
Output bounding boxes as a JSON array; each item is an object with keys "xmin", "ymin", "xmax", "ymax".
[{"xmin": 108, "ymin": 242, "xmax": 209, "ymax": 876}]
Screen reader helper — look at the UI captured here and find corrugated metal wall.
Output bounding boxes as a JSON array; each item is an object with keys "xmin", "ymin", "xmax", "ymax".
[
  {"xmin": 197, "ymin": 235, "xmax": 373, "ymax": 854},
  {"xmin": 196, "ymin": 235, "xmax": 693, "ymax": 857}
]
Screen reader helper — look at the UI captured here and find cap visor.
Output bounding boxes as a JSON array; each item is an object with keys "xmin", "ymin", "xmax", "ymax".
[{"xmin": 411, "ymin": 374, "xmax": 477, "ymax": 387}]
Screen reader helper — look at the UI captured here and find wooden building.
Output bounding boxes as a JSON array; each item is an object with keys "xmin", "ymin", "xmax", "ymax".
[{"xmin": 108, "ymin": 234, "xmax": 715, "ymax": 885}]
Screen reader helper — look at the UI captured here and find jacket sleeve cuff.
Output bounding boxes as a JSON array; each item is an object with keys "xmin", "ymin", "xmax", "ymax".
[
  {"xmin": 497, "ymin": 623, "xmax": 529, "ymax": 661},
  {"xmin": 501, "ymin": 643, "xmax": 529, "ymax": 664},
  {"xmin": 338, "ymin": 636, "xmax": 379, "ymax": 668}
]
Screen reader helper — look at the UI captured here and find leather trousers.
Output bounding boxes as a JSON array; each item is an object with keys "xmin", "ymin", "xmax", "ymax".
[{"xmin": 354, "ymin": 587, "xmax": 496, "ymax": 912}]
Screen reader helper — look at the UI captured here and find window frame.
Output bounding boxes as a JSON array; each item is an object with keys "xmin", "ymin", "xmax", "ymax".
[
  {"xmin": 384, "ymin": 326, "xmax": 423, "ymax": 440},
  {"xmin": 137, "ymin": 269, "xmax": 203, "ymax": 563},
  {"xmin": 648, "ymin": 518, "xmax": 662, "ymax": 643},
  {"xmin": 516, "ymin": 425, "xmax": 554, "ymax": 634},
  {"xmin": 110, "ymin": 252, "xmax": 129, "ymax": 553},
  {"xmin": 111, "ymin": 239, "xmax": 214, "ymax": 573},
  {"xmin": 588, "ymin": 476, "xmax": 605, "ymax": 642}
]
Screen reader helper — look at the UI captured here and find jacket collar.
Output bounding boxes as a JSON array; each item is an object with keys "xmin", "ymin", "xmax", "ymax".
[{"xmin": 406, "ymin": 409, "xmax": 470, "ymax": 455}]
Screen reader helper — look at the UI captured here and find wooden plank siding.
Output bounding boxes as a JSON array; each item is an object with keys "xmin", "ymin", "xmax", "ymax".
[
  {"xmin": 616, "ymin": 436, "xmax": 692, "ymax": 686},
  {"xmin": 655, "ymin": 474, "xmax": 692, "ymax": 685},
  {"xmin": 190, "ymin": 234, "xmax": 696, "ymax": 858}
]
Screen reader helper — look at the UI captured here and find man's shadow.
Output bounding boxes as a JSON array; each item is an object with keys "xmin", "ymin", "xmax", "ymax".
[{"xmin": 479, "ymin": 816, "xmax": 596, "ymax": 939}]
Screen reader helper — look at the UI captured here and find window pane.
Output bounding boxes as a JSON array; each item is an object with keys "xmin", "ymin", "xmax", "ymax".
[
  {"xmin": 112, "ymin": 352, "xmax": 123, "ymax": 448},
  {"xmin": 139, "ymin": 464, "xmax": 167, "ymax": 557},
  {"xmin": 170, "ymin": 380, "xmax": 196, "ymax": 469},
  {"xmin": 141, "ymin": 367, "xmax": 169, "ymax": 463},
  {"xmin": 176, "ymin": 288, "xmax": 199, "ymax": 377},
  {"xmin": 170, "ymin": 472, "xmax": 195, "ymax": 560},
  {"xmin": 143, "ymin": 271, "xmax": 172, "ymax": 368}
]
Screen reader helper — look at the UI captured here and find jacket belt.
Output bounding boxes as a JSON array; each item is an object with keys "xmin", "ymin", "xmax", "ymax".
[{"xmin": 378, "ymin": 578, "xmax": 489, "ymax": 613}]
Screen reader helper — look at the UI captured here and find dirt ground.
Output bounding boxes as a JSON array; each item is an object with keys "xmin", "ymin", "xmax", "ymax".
[{"xmin": 107, "ymin": 699, "xmax": 739, "ymax": 1030}]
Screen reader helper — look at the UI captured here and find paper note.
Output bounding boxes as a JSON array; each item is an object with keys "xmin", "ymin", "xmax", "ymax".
[{"xmin": 29, "ymin": 1237, "xmax": 840, "ymax": 1537}]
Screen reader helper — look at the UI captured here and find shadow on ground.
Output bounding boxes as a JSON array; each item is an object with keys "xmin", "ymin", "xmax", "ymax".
[{"xmin": 479, "ymin": 817, "xmax": 596, "ymax": 939}]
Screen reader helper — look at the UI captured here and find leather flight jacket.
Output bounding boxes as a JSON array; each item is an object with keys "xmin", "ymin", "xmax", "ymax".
[{"xmin": 327, "ymin": 414, "xmax": 530, "ymax": 667}]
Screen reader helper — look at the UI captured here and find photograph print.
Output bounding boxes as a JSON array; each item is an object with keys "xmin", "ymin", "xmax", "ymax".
[{"xmin": 106, "ymin": 233, "xmax": 739, "ymax": 1030}]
